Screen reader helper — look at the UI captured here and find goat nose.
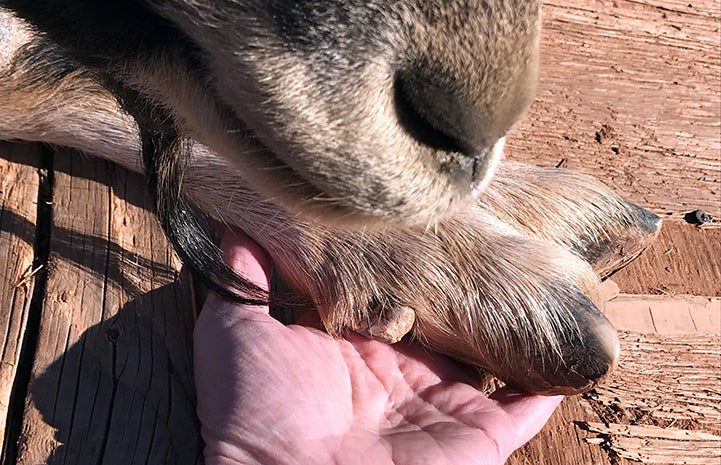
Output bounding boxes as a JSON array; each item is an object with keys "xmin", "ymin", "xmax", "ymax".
[
  {"xmin": 393, "ymin": 64, "xmax": 533, "ymax": 164},
  {"xmin": 393, "ymin": 73, "xmax": 471, "ymax": 156}
]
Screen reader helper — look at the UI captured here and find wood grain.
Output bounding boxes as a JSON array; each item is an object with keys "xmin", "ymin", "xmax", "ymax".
[
  {"xmin": 0, "ymin": 143, "xmax": 42, "ymax": 457},
  {"xmin": 590, "ymin": 331, "xmax": 721, "ymax": 435},
  {"xmin": 581, "ymin": 331, "xmax": 721, "ymax": 464},
  {"xmin": 580, "ymin": 422, "xmax": 720, "ymax": 464},
  {"xmin": 508, "ymin": 0, "xmax": 721, "ymax": 219},
  {"xmin": 11, "ymin": 150, "xmax": 202, "ymax": 465},
  {"xmin": 610, "ymin": 220, "xmax": 721, "ymax": 296}
]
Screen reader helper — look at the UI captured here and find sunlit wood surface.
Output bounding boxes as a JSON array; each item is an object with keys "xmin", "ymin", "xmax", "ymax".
[{"xmin": 1, "ymin": 1, "xmax": 719, "ymax": 464}]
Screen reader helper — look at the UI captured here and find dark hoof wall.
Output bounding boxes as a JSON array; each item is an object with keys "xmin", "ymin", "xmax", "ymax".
[
  {"xmin": 498, "ymin": 292, "xmax": 619, "ymax": 396},
  {"xmin": 591, "ymin": 203, "xmax": 662, "ymax": 278}
]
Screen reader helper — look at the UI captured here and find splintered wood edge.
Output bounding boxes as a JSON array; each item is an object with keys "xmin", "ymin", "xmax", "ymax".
[
  {"xmin": 579, "ymin": 422, "xmax": 720, "ymax": 464},
  {"xmin": 582, "ymin": 422, "xmax": 720, "ymax": 442},
  {"xmin": 579, "ymin": 329, "xmax": 721, "ymax": 465}
]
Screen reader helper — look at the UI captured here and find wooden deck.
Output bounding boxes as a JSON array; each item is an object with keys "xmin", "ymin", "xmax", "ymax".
[{"xmin": 1, "ymin": 1, "xmax": 719, "ymax": 464}]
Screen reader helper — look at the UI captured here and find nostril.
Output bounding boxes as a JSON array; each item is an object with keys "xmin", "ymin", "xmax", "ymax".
[{"xmin": 393, "ymin": 73, "xmax": 466, "ymax": 155}]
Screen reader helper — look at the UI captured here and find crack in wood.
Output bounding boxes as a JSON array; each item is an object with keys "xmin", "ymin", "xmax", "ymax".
[{"xmin": 1, "ymin": 146, "xmax": 54, "ymax": 465}]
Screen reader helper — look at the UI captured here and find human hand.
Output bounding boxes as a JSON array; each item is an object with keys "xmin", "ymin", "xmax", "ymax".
[{"xmin": 194, "ymin": 229, "xmax": 563, "ymax": 465}]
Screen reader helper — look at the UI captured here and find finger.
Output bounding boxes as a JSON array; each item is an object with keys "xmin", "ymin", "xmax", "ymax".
[
  {"xmin": 491, "ymin": 387, "xmax": 564, "ymax": 454},
  {"xmin": 204, "ymin": 227, "xmax": 273, "ymax": 313},
  {"xmin": 220, "ymin": 227, "xmax": 272, "ymax": 290}
]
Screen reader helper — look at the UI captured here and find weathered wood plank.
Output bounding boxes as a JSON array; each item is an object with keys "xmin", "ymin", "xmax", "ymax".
[
  {"xmin": 606, "ymin": 294, "xmax": 721, "ymax": 335},
  {"xmin": 580, "ymin": 297, "xmax": 721, "ymax": 465},
  {"xmin": 590, "ymin": 331, "xmax": 721, "ymax": 435},
  {"xmin": 508, "ymin": 0, "xmax": 721, "ymax": 219},
  {"xmin": 581, "ymin": 331, "xmax": 721, "ymax": 464},
  {"xmin": 12, "ymin": 149, "xmax": 202, "ymax": 465},
  {"xmin": 611, "ymin": 220, "xmax": 721, "ymax": 297},
  {"xmin": 0, "ymin": 143, "xmax": 42, "ymax": 457},
  {"xmin": 580, "ymin": 422, "xmax": 720, "ymax": 464}
]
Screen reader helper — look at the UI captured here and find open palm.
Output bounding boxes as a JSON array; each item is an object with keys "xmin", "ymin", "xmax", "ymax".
[{"xmin": 194, "ymin": 231, "xmax": 562, "ymax": 465}]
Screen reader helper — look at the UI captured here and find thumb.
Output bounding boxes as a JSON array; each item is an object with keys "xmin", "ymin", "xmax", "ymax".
[
  {"xmin": 491, "ymin": 387, "xmax": 563, "ymax": 457},
  {"xmin": 203, "ymin": 227, "xmax": 273, "ymax": 311},
  {"xmin": 195, "ymin": 228, "xmax": 277, "ymax": 372},
  {"xmin": 219, "ymin": 227, "xmax": 272, "ymax": 291}
]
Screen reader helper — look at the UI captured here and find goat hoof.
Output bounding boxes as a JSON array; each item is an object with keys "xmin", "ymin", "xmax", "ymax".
[
  {"xmin": 590, "ymin": 202, "xmax": 662, "ymax": 278},
  {"xmin": 482, "ymin": 161, "xmax": 662, "ymax": 277},
  {"xmin": 265, "ymin": 162, "xmax": 662, "ymax": 395},
  {"xmin": 506, "ymin": 291, "xmax": 620, "ymax": 395}
]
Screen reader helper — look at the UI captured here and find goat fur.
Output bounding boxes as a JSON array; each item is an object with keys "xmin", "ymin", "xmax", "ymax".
[{"xmin": 0, "ymin": 4, "xmax": 660, "ymax": 394}]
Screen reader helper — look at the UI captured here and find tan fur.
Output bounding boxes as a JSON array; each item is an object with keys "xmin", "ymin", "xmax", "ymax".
[
  {"xmin": 0, "ymin": 11, "xmax": 140, "ymax": 169},
  {"xmin": 137, "ymin": 1, "xmax": 541, "ymax": 223},
  {"xmin": 0, "ymin": 5, "xmax": 660, "ymax": 394}
]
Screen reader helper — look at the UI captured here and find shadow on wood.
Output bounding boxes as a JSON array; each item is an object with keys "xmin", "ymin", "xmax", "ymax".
[{"xmin": 25, "ymin": 282, "xmax": 202, "ymax": 465}]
